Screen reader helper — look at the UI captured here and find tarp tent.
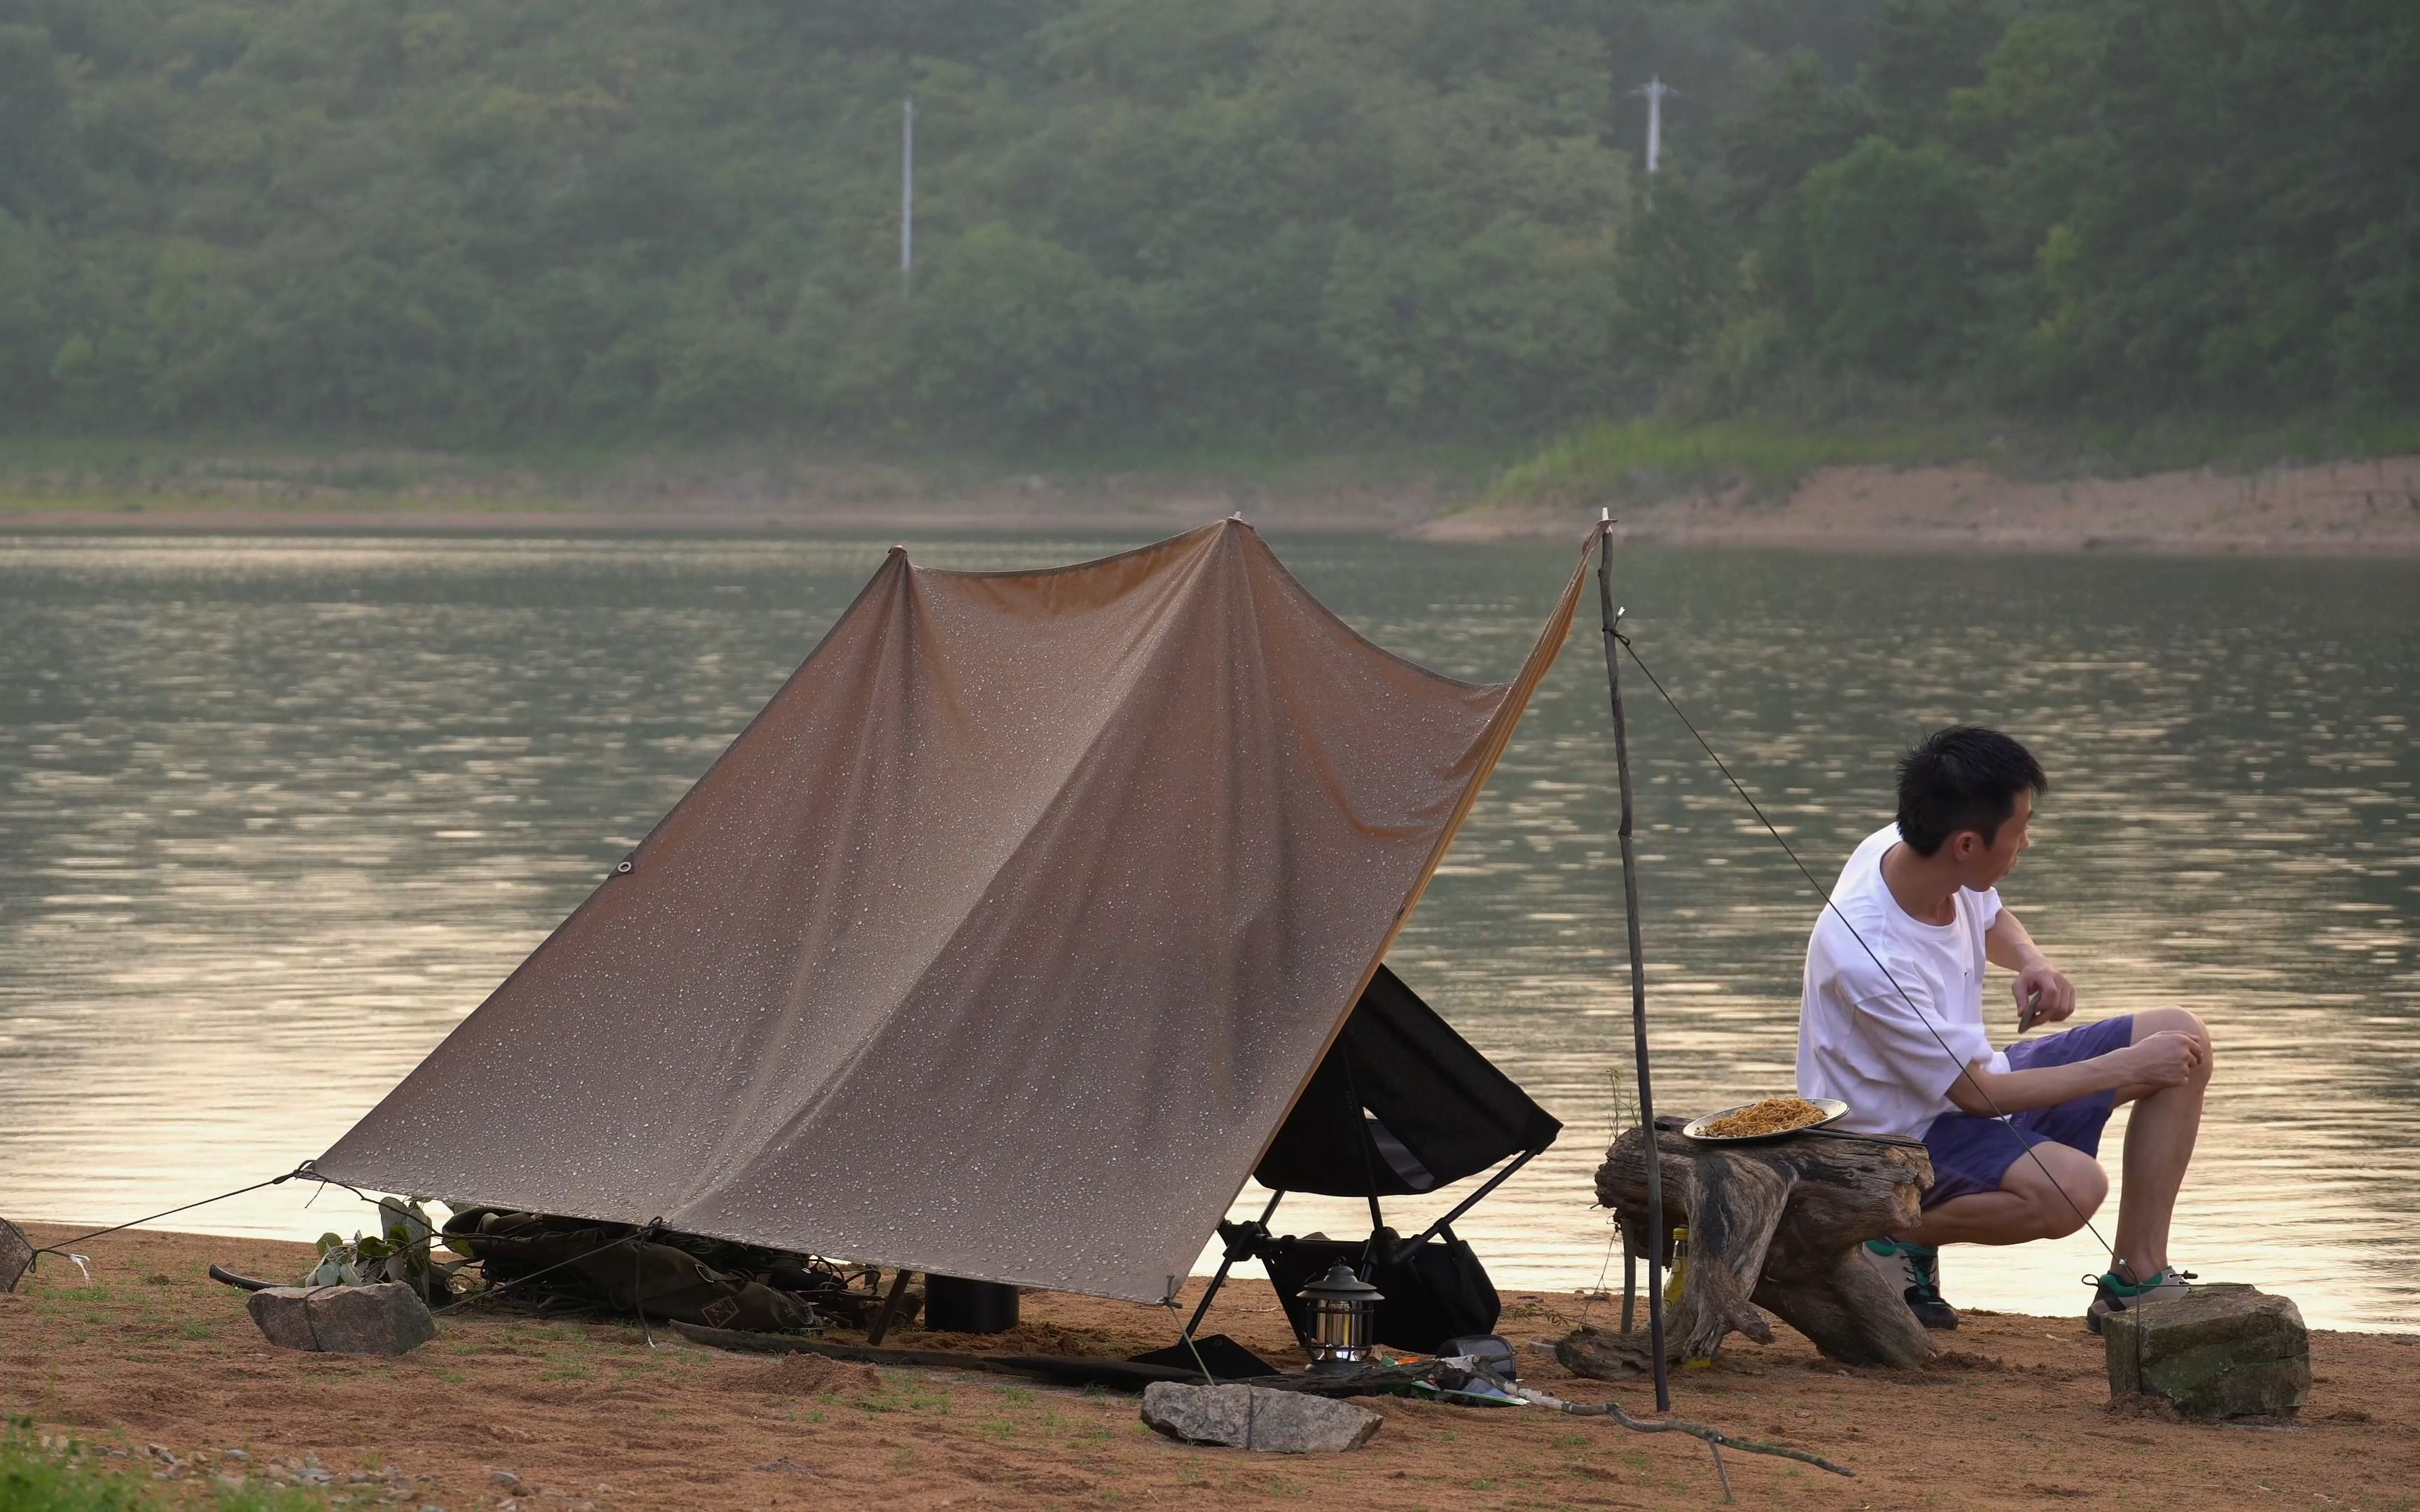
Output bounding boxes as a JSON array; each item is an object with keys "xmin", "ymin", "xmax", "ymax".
[{"xmin": 317, "ymin": 519, "xmax": 1587, "ymax": 1303}]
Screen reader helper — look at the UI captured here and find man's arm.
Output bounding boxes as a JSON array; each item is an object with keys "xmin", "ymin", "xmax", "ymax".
[
  {"xmin": 1943, "ymin": 1032, "xmax": 2202, "ymax": 1116},
  {"xmin": 1985, "ymin": 906, "xmax": 2074, "ymax": 1025}
]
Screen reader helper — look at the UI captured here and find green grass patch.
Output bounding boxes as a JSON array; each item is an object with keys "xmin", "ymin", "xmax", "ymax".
[
  {"xmin": 1485, "ymin": 416, "xmax": 1977, "ymax": 508},
  {"xmin": 0, "ymin": 1422, "xmax": 328, "ymax": 1511},
  {"xmin": 1487, "ymin": 410, "xmax": 2420, "ymax": 510}
]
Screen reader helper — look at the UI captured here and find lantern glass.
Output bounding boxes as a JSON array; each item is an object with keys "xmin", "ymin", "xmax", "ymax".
[{"xmin": 1295, "ymin": 1261, "xmax": 1383, "ymax": 1370}]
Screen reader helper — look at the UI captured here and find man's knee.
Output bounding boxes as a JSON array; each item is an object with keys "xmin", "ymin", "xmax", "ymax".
[{"xmin": 2136, "ymin": 1004, "xmax": 2215, "ymax": 1082}]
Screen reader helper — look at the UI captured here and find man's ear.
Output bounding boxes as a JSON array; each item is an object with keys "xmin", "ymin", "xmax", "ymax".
[{"xmin": 1948, "ymin": 829, "xmax": 1980, "ymax": 862}]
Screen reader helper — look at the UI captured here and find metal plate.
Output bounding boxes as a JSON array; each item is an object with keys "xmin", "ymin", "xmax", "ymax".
[{"xmin": 1680, "ymin": 1098, "xmax": 1850, "ymax": 1143}]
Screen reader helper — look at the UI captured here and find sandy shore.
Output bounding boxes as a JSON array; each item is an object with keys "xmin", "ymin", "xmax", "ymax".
[
  {"xmin": 1419, "ymin": 456, "xmax": 2420, "ymax": 554},
  {"xmin": 4, "ymin": 1224, "xmax": 2414, "ymax": 1511},
  {"xmin": 5, "ymin": 456, "xmax": 2419, "ymax": 554}
]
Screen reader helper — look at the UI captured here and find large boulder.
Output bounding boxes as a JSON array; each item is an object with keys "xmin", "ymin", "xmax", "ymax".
[
  {"xmin": 247, "ymin": 1283, "xmax": 438, "ymax": 1357},
  {"xmin": 1141, "ymin": 1382, "xmax": 1382, "ymax": 1452},
  {"xmin": 2103, "ymin": 1282, "xmax": 2309, "ymax": 1420}
]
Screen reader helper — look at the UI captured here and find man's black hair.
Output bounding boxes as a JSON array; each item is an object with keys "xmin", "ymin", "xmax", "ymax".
[{"xmin": 1896, "ymin": 726, "xmax": 2047, "ymax": 856}]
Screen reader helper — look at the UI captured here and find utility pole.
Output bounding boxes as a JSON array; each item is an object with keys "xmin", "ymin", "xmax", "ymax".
[
  {"xmin": 900, "ymin": 97, "xmax": 915, "ymax": 298},
  {"xmin": 1627, "ymin": 75, "xmax": 1678, "ymax": 176}
]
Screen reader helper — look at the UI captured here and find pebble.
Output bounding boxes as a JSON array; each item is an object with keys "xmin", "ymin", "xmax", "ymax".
[
  {"xmin": 491, "ymin": 1470, "xmax": 521, "ymax": 1488},
  {"xmin": 223, "ymin": 1448, "xmax": 251, "ymax": 1462}
]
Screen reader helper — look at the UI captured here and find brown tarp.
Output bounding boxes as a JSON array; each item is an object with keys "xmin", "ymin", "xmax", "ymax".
[{"xmin": 317, "ymin": 519, "xmax": 1590, "ymax": 1303}]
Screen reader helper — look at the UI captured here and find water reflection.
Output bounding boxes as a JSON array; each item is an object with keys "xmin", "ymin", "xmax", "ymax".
[{"xmin": 0, "ymin": 534, "xmax": 2412, "ymax": 1329}]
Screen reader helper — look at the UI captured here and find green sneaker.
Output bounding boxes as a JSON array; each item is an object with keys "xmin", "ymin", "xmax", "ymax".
[
  {"xmin": 2086, "ymin": 1265, "xmax": 2195, "ymax": 1334},
  {"xmin": 1863, "ymin": 1238, "xmax": 1958, "ymax": 1330}
]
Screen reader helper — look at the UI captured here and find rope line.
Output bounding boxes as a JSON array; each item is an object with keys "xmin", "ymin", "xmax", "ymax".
[
  {"xmin": 29, "ymin": 1170, "xmax": 307, "ymax": 1260},
  {"xmin": 1612, "ymin": 628, "xmax": 2116, "ymax": 1264}
]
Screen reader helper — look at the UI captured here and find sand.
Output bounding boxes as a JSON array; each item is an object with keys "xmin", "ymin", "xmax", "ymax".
[
  {"xmin": 1418, "ymin": 456, "xmax": 2420, "ymax": 554},
  {"xmin": 4, "ymin": 1224, "xmax": 2414, "ymax": 1511},
  {"xmin": 7, "ymin": 456, "xmax": 2419, "ymax": 555}
]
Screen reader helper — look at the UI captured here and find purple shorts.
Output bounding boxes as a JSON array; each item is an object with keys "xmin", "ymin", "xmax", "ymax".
[{"xmin": 1917, "ymin": 1014, "xmax": 2136, "ymax": 1210}]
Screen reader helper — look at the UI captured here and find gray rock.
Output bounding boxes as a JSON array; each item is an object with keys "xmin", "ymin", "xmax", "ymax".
[
  {"xmin": 2104, "ymin": 1282, "xmax": 2310, "ymax": 1420},
  {"xmin": 1140, "ymin": 1382, "xmax": 1382, "ymax": 1452},
  {"xmin": 246, "ymin": 1283, "xmax": 438, "ymax": 1357}
]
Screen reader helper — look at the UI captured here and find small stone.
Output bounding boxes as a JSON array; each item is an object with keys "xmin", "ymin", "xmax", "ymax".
[
  {"xmin": 491, "ymin": 1471, "xmax": 520, "ymax": 1489},
  {"xmin": 246, "ymin": 1283, "xmax": 438, "ymax": 1357},
  {"xmin": 223, "ymin": 1449, "xmax": 251, "ymax": 1462},
  {"xmin": 1140, "ymin": 1382, "xmax": 1383, "ymax": 1452},
  {"xmin": 2104, "ymin": 1282, "xmax": 2311, "ymax": 1420},
  {"xmin": 217, "ymin": 1474, "xmax": 247, "ymax": 1491}
]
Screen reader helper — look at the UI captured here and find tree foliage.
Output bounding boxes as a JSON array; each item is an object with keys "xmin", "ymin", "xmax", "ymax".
[{"xmin": 0, "ymin": 0, "xmax": 2409, "ymax": 447}]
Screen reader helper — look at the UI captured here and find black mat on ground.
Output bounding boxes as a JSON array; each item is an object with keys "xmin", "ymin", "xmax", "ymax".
[{"xmin": 1126, "ymin": 1333, "xmax": 1283, "ymax": 1380}]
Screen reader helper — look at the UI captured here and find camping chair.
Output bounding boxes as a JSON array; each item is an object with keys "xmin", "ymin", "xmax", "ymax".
[{"xmin": 1184, "ymin": 964, "xmax": 1562, "ymax": 1355}]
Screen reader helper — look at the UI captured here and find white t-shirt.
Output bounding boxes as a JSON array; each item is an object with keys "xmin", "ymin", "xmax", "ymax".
[{"xmin": 1796, "ymin": 823, "xmax": 2009, "ymax": 1139}]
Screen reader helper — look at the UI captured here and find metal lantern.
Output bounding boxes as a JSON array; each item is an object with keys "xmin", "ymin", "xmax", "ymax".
[{"xmin": 1295, "ymin": 1261, "xmax": 1384, "ymax": 1371}]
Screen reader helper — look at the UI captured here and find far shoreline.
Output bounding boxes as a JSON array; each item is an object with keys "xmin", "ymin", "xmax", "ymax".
[{"xmin": 4, "ymin": 453, "xmax": 2417, "ymax": 556}]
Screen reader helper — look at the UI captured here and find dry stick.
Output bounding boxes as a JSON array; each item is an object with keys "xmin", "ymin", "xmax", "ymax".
[{"xmin": 1481, "ymin": 1373, "xmax": 1854, "ymax": 1478}]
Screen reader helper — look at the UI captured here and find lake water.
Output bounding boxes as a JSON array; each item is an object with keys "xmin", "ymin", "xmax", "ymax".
[{"xmin": 1, "ymin": 531, "xmax": 2413, "ymax": 1331}]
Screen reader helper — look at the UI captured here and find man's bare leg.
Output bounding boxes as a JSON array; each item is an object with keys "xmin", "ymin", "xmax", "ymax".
[
  {"xmin": 1900, "ymin": 1138, "xmax": 2108, "ymax": 1249},
  {"xmin": 2108, "ymin": 1005, "xmax": 2213, "ymax": 1280}
]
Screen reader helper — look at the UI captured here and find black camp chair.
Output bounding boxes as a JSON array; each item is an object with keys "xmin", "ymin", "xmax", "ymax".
[{"xmin": 1185, "ymin": 964, "xmax": 1561, "ymax": 1355}]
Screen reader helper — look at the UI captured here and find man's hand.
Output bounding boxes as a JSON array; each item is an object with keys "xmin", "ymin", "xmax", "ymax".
[
  {"xmin": 2120, "ymin": 1029, "xmax": 2204, "ymax": 1089},
  {"xmin": 2014, "ymin": 959, "xmax": 2075, "ymax": 1029}
]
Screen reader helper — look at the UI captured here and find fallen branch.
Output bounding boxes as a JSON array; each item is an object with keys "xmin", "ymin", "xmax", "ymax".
[{"xmin": 1457, "ymin": 1363, "xmax": 1854, "ymax": 1478}]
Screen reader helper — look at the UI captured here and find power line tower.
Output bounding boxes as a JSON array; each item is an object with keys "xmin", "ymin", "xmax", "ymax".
[{"xmin": 1627, "ymin": 75, "xmax": 1678, "ymax": 176}]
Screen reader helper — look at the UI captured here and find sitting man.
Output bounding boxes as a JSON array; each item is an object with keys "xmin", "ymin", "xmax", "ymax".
[{"xmin": 1797, "ymin": 725, "xmax": 2211, "ymax": 1333}]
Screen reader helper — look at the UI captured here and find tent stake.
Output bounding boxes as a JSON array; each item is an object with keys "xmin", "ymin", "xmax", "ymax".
[{"xmin": 1597, "ymin": 514, "xmax": 1670, "ymax": 1413}]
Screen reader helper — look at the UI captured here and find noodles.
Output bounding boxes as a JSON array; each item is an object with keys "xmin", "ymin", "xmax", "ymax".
[{"xmin": 1699, "ymin": 1096, "xmax": 1830, "ymax": 1138}]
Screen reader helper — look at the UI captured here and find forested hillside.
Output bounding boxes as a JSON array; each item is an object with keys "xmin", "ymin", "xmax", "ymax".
[{"xmin": 1, "ymin": 0, "xmax": 2412, "ymax": 451}]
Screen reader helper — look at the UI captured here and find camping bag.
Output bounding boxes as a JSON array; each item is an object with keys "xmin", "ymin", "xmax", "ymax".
[
  {"xmin": 442, "ymin": 1208, "xmax": 816, "ymax": 1332},
  {"xmin": 1258, "ymin": 1227, "xmax": 1499, "ymax": 1354}
]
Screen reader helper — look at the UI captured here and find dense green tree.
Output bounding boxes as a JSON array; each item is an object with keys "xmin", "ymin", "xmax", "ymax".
[
  {"xmin": 1608, "ymin": 175, "xmax": 1734, "ymax": 384},
  {"xmin": 1800, "ymin": 137, "xmax": 1981, "ymax": 377},
  {"xmin": 0, "ymin": 0, "xmax": 2408, "ymax": 444}
]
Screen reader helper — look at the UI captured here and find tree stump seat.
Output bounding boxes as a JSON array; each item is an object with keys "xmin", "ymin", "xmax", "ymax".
[{"xmin": 1560, "ymin": 1114, "xmax": 1938, "ymax": 1376}]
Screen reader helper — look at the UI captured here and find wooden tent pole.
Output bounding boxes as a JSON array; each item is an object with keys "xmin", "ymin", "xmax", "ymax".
[{"xmin": 1597, "ymin": 515, "xmax": 1671, "ymax": 1413}]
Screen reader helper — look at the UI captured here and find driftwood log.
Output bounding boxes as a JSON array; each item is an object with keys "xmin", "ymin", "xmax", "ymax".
[{"xmin": 1564, "ymin": 1116, "xmax": 1936, "ymax": 1373}]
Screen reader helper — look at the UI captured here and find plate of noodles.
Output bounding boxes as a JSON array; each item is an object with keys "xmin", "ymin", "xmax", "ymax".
[{"xmin": 1681, "ymin": 1096, "xmax": 1849, "ymax": 1142}]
